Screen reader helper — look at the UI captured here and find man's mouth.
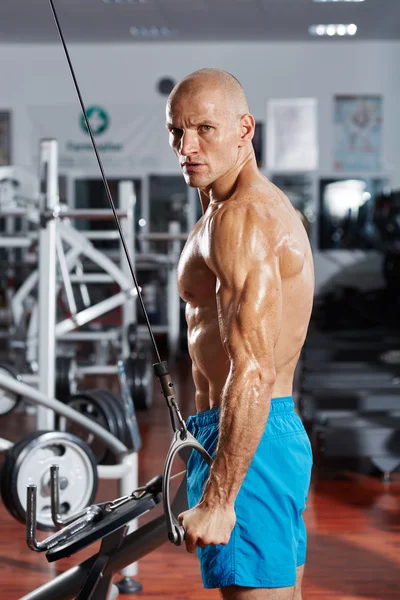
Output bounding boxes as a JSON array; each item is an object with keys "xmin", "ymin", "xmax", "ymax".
[{"xmin": 181, "ymin": 162, "xmax": 204, "ymax": 171}]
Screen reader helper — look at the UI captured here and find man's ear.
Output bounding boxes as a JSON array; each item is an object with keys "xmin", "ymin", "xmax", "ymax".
[{"xmin": 238, "ymin": 114, "xmax": 255, "ymax": 147}]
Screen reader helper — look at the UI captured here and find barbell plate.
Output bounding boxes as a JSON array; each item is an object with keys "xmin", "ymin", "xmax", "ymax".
[
  {"xmin": 124, "ymin": 354, "xmax": 153, "ymax": 412},
  {"xmin": 96, "ymin": 390, "xmax": 131, "ymax": 450},
  {"xmin": 62, "ymin": 391, "xmax": 120, "ymax": 465},
  {"xmin": 55, "ymin": 356, "xmax": 77, "ymax": 402},
  {"xmin": 1, "ymin": 430, "xmax": 98, "ymax": 531}
]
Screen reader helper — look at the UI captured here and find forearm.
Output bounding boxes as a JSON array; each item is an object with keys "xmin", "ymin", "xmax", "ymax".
[{"xmin": 200, "ymin": 364, "xmax": 275, "ymax": 508}]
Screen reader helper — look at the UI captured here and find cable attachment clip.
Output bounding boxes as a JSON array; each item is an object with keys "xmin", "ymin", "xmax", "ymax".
[{"xmin": 153, "ymin": 361, "xmax": 187, "ymax": 437}]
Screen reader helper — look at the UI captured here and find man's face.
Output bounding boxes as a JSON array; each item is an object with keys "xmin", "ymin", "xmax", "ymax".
[{"xmin": 166, "ymin": 88, "xmax": 240, "ymax": 189}]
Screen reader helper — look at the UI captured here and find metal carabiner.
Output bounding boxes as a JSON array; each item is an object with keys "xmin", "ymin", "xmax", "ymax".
[{"xmin": 162, "ymin": 429, "xmax": 212, "ymax": 546}]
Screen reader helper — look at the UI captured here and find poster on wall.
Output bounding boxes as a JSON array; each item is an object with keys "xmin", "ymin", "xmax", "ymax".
[
  {"xmin": 0, "ymin": 111, "xmax": 11, "ymax": 166},
  {"xmin": 28, "ymin": 104, "xmax": 170, "ymax": 173},
  {"xmin": 266, "ymin": 98, "xmax": 318, "ymax": 172},
  {"xmin": 334, "ymin": 95, "xmax": 383, "ymax": 172}
]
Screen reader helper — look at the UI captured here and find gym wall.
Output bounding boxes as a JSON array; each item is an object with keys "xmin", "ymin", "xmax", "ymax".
[
  {"xmin": 0, "ymin": 40, "xmax": 398, "ymax": 179},
  {"xmin": 0, "ymin": 40, "xmax": 399, "ymax": 292}
]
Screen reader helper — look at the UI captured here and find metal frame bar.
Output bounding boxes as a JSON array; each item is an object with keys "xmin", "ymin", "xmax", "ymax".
[
  {"xmin": 55, "ymin": 234, "xmax": 78, "ymax": 319},
  {"xmin": 79, "ymin": 231, "xmax": 121, "ymax": 241},
  {"xmin": 0, "ymin": 375, "xmax": 127, "ymax": 455},
  {"xmin": 57, "ymin": 325, "xmax": 168, "ymax": 342},
  {"xmin": 37, "ymin": 139, "xmax": 58, "ymax": 429},
  {"xmin": 12, "ymin": 245, "xmax": 81, "ymax": 328},
  {"xmin": 118, "ymin": 181, "xmax": 136, "ymax": 359},
  {"xmin": 55, "ymin": 292, "xmax": 129, "ymax": 337},
  {"xmin": 74, "ymin": 259, "xmax": 91, "ymax": 308},
  {"xmin": 25, "ymin": 220, "xmax": 136, "ymax": 361},
  {"xmin": 19, "ymin": 478, "xmax": 188, "ymax": 600},
  {"xmin": 0, "ymin": 209, "xmax": 129, "ymax": 220},
  {"xmin": 0, "ymin": 237, "xmax": 32, "ymax": 248}
]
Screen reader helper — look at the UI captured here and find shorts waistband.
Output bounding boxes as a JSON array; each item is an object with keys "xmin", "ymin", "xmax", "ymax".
[{"xmin": 187, "ymin": 396, "xmax": 294, "ymax": 429}]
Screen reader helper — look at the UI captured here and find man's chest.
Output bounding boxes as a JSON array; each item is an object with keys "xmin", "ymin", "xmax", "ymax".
[{"xmin": 177, "ymin": 221, "xmax": 216, "ymax": 304}]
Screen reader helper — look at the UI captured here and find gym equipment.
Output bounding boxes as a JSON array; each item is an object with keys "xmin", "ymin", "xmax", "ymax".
[
  {"xmin": 115, "ymin": 359, "xmax": 142, "ymax": 452},
  {"xmin": 44, "ymin": 471, "xmax": 163, "ymax": 561},
  {"xmin": 97, "ymin": 390, "xmax": 137, "ymax": 453},
  {"xmin": 124, "ymin": 322, "xmax": 154, "ymax": 411},
  {"xmin": 301, "ymin": 370, "xmax": 400, "ymax": 392},
  {"xmin": 62, "ymin": 391, "xmax": 122, "ymax": 464},
  {"xmin": 61, "ymin": 389, "xmax": 136, "ymax": 464},
  {"xmin": 0, "ymin": 373, "xmax": 137, "ymax": 520},
  {"xmin": 300, "ymin": 285, "xmax": 400, "ymax": 478},
  {"xmin": 317, "ymin": 415, "xmax": 400, "ymax": 480},
  {"xmin": 20, "ymin": 473, "xmax": 188, "ymax": 600},
  {"xmin": 1, "ymin": 168, "xmax": 138, "ymax": 433},
  {"xmin": 0, "ymin": 431, "xmax": 98, "ymax": 531},
  {"xmin": 124, "ymin": 350, "xmax": 153, "ymax": 411},
  {"xmin": 10, "ymin": 4, "xmax": 213, "ymax": 598},
  {"xmin": 124, "ymin": 323, "xmax": 153, "ymax": 410},
  {"xmin": 0, "ymin": 363, "xmax": 21, "ymax": 415},
  {"xmin": 55, "ymin": 356, "xmax": 78, "ymax": 402},
  {"xmin": 19, "ymin": 416, "xmax": 210, "ymax": 599},
  {"xmin": 300, "ymin": 389, "xmax": 400, "ymax": 427}
]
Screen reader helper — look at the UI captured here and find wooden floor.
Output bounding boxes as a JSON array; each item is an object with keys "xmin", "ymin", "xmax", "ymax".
[{"xmin": 0, "ymin": 358, "xmax": 399, "ymax": 600}]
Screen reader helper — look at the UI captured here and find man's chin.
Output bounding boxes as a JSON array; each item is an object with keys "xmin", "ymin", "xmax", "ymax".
[{"xmin": 183, "ymin": 173, "xmax": 209, "ymax": 188}]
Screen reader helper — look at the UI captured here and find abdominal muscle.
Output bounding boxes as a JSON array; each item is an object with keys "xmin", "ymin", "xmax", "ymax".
[{"xmin": 186, "ymin": 302, "xmax": 302, "ymax": 414}]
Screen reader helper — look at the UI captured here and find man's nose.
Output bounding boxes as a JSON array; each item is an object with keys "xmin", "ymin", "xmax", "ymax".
[{"xmin": 180, "ymin": 131, "xmax": 199, "ymax": 157}]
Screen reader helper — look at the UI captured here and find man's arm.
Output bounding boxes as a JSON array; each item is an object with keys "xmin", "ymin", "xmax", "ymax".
[{"xmin": 201, "ymin": 201, "xmax": 282, "ymax": 509}]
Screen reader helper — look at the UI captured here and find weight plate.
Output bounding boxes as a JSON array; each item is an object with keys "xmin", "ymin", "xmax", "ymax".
[
  {"xmin": 96, "ymin": 390, "xmax": 130, "ymax": 448},
  {"xmin": 62, "ymin": 391, "xmax": 120, "ymax": 465},
  {"xmin": 1, "ymin": 442, "xmax": 22, "ymax": 521},
  {"xmin": 125, "ymin": 352, "xmax": 153, "ymax": 411},
  {"xmin": 55, "ymin": 356, "xmax": 77, "ymax": 402},
  {"xmin": 0, "ymin": 430, "xmax": 98, "ymax": 531},
  {"xmin": 94, "ymin": 390, "xmax": 130, "ymax": 464},
  {"xmin": 116, "ymin": 362, "xmax": 142, "ymax": 452},
  {"xmin": 101, "ymin": 389, "xmax": 141, "ymax": 452},
  {"xmin": 0, "ymin": 363, "xmax": 21, "ymax": 416}
]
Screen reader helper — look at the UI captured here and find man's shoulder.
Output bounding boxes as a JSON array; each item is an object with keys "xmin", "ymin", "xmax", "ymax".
[{"xmin": 213, "ymin": 189, "xmax": 278, "ymax": 233}]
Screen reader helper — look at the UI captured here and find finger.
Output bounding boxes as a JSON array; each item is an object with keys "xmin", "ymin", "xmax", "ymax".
[
  {"xmin": 177, "ymin": 511, "xmax": 185, "ymax": 526},
  {"xmin": 185, "ymin": 533, "xmax": 198, "ymax": 554}
]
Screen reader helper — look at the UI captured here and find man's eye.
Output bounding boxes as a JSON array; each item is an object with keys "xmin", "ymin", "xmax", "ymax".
[
  {"xmin": 170, "ymin": 128, "xmax": 182, "ymax": 135},
  {"xmin": 200, "ymin": 125, "xmax": 212, "ymax": 132}
]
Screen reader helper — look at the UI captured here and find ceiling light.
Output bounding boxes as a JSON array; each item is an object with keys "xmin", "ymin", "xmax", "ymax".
[
  {"xmin": 309, "ymin": 23, "xmax": 358, "ymax": 36},
  {"xmin": 103, "ymin": 0, "xmax": 147, "ymax": 4},
  {"xmin": 347, "ymin": 23, "xmax": 358, "ymax": 35},
  {"xmin": 129, "ymin": 25, "xmax": 177, "ymax": 37},
  {"xmin": 313, "ymin": 0, "xmax": 364, "ymax": 3}
]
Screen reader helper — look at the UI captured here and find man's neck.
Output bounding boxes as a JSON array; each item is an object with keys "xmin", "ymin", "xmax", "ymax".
[{"xmin": 198, "ymin": 150, "xmax": 258, "ymax": 213}]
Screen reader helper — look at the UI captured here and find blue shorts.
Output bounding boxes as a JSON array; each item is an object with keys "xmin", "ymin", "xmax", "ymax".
[{"xmin": 186, "ymin": 396, "xmax": 313, "ymax": 589}]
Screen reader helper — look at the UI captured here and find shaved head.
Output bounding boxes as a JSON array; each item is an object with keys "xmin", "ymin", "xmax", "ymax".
[
  {"xmin": 168, "ymin": 68, "xmax": 249, "ymax": 121},
  {"xmin": 166, "ymin": 68, "xmax": 255, "ymax": 191}
]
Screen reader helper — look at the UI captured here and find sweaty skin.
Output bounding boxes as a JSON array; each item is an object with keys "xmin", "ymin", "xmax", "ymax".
[{"xmin": 166, "ymin": 69, "xmax": 314, "ymax": 555}]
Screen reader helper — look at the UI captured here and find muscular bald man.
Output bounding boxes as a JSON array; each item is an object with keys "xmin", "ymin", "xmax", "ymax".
[{"xmin": 166, "ymin": 69, "xmax": 314, "ymax": 600}]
